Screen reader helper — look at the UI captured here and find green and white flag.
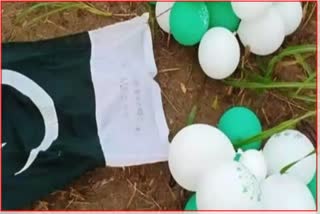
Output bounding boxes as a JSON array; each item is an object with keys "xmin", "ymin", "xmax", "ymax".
[{"xmin": 2, "ymin": 14, "xmax": 169, "ymax": 210}]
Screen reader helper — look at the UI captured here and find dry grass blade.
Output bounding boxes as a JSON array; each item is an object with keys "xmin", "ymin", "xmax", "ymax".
[
  {"xmin": 127, "ymin": 179, "xmax": 161, "ymax": 209},
  {"xmin": 269, "ymin": 92, "xmax": 310, "ymax": 112},
  {"xmin": 301, "ymin": 2, "xmax": 316, "ymax": 30},
  {"xmin": 159, "ymin": 68, "xmax": 181, "ymax": 73},
  {"xmin": 161, "ymin": 91, "xmax": 180, "ymax": 113},
  {"xmin": 17, "ymin": 2, "xmax": 113, "ymax": 26},
  {"xmin": 126, "ymin": 182, "xmax": 137, "ymax": 208}
]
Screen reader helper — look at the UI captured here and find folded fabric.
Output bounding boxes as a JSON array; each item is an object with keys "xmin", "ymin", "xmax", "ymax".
[{"xmin": 2, "ymin": 13, "xmax": 169, "ymax": 210}]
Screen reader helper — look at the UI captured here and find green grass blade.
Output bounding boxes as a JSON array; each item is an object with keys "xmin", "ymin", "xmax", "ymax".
[
  {"xmin": 295, "ymin": 71, "xmax": 316, "ymax": 95},
  {"xmin": 211, "ymin": 96, "xmax": 219, "ymax": 110},
  {"xmin": 16, "ymin": 2, "xmax": 55, "ymax": 21},
  {"xmin": 24, "ymin": 5, "xmax": 75, "ymax": 26},
  {"xmin": 236, "ymin": 110, "xmax": 316, "ymax": 148},
  {"xmin": 294, "ymin": 54, "xmax": 314, "ymax": 76},
  {"xmin": 146, "ymin": 3, "xmax": 156, "ymax": 40},
  {"xmin": 290, "ymin": 94, "xmax": 316, "ymax": 103},
  {"xmin": 280, "ymin": 149, "xmax": 316, "ymax": 174},
  {"xmin": 186, "ymin": 105, "xmax": 197, "ymax": 125},
  {"xmin": 266, "ymin": 44, "xmax": 316, "ymax": 77},
  {"xmin": 17, "ymin": 2, "xmax": 112, "ymax": 26},
  {"xmin": 84, "ymin": 2, "xmax": 96, "ymax": 8},
  {"xmin": 80, "ymin": 2, "xmax": 112, "ymax": 17},
  {"xmin": 224, "ymin": 80, "xmax": 315, "ymax": 90}
]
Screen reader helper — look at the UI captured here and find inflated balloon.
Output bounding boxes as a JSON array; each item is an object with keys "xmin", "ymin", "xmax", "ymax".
[
  {"xmin": 238, "ymin": 8, "xmax": 285, "ymax": 56},
  {"xmin": 185, "ymin": 194, "xmax": 197, "ymax": 210},
  {"xmin": 307, "ymin": 173, "xmax": 316, "ymax": 201},
  {"xmin": 168, "ymin": 124, "xmax": 235, "ymax": 191},
  {"xmin": 273, "ymin": 2, "xmax": 303, "ymax": 36},
  {"xmin": 155, "ymin": 2, "xmax": 174, "ymax": 33},
  {"xmin": 231, "ymin": 2, "xmax": 272, "ymax": 21},
  {"xmin": 218, "ymin": 106, "xmax": 262, "ymax": 150},
  {"xmin": 261, "ymin": 174, "xmax": 315, "ymax": 210},
  {"xmin": 263, "ymin": 129, "xmax": 316, "ymax": 184},
  {"xmin": 198, "ymin": 27, "xmax": 240, "ymax": 80},
  {"xmin": 239, "ymin": 149, "xmax": 267, "ymax": 181},
  {"xmin": 170, "ymin": 2, "xmax": 209, "ymax": 46},
  {"xmin": 197, "ymin": 161, "xmax": 262, "ymax": 210},
  {"xmin": 206, "ymin": 2, "xmax": 240, "ymax": 32}
]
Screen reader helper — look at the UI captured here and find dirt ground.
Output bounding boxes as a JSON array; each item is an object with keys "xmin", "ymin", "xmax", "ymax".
[{"xmin": 2, "ymin": 2, "xmax": 317, "ymax": 210}]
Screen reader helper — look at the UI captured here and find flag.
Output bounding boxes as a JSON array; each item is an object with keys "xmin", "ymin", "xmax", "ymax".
[{"xmin": 2, "ymin": 14, "xmax": 169, "ymax": 210}]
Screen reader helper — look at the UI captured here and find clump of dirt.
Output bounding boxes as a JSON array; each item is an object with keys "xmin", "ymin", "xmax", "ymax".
[{"xmin": 2, "ymin": 2, "xmax": 317, "ymax": 210}]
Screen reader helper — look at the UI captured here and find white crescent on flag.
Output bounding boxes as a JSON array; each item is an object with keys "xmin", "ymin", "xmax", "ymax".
[{"xmin": 2, "ymin": 69, "xmax": 59, "ymax": 175}]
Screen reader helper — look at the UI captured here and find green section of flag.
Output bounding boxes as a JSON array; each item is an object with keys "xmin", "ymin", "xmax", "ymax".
[{"xmin": 2, "ymin": 32, "xmax": 105, "ymax": 210}]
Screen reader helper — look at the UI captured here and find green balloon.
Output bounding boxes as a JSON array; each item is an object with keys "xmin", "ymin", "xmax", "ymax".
[
  {"xmin": 206, "ymin": 2, "xmax": 240, "ymax": 32},
  {"xmin": 184, "ymin": 194, "xmax": 197, "ymax": 210},
  {"xmin": 170, "ymin": 2, "xmax": 209, "ymax": 46},
  {"xmin": 218, "ymin": 106, "xmax": 262, "ymax": 150},
  {"xmin": 308, "ymin": 173, "xmax": 316, "ymax": 201}
]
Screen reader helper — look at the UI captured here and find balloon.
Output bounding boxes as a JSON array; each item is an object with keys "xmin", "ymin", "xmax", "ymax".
[
  {"xmin": 239, "ymin": 149, "xmax": 267, "ymax": 181},
  {"xmin": 261, "ymin": 174, "xmax": 315, "ymax": 210},
  {"xmin": 170, "ymin": 2, "xmax": 209, "ymax": 46},
  {"xmin": 155, "ymin": 2, "xmax": 174, "ymax": 33},
  {"xmin": 231, "ymin": 2, "xmax": 272, "ymax": 21},
  {"xmin": 168, "ymin": 124, "xmax": 235, "ymax": 191},
  {"xmin": 273, "ymin": 2, "xmax": 303, "ymax": 36},
  {"xmin": 206, "ymin": 2, "xmax": 240, "ymax": 32},
  {"xmin": 185, "ymin": 194, "xmax": 197, "ymax": 210},
  {"xmin": 217, "ymin": 106, "xmax": 262, "ymax": 150},
  {"xmin": 238, "ymin": 8, "xmax": 285, "ymax": 56},
  {"xmin": 263, "ymin": 129, "xmax": 316, "ymax": 184},
  {"xmin": 197, "ymin": 161, "xmax": 262, "ymax": 210},
  {"xmin": 198, "ymin": 27, "xmax": 240, "ymax": 80},
  {"xmin": 307, "ymin": 173, "xmax": 316, "ymax": 201}
]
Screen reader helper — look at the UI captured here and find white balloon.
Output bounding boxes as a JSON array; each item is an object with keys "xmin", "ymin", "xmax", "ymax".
[
  {"xmin": 263, "ymin": 129, "xmax": 316, "ymax": 184},
  {"xmin": 198, "ymin": 27, "xmax": 240, "ymax": 80},
  {"xmin": 231, "ymin": 2, "xmax": 273, "ymax": 21},
  {"xmin": 239, "ymin": 149, "xmax": 267, "ymax": 181},
  {"xmin": 168, "ymin": 124, "xmax": 235, "ymax": 191},
  {"xmin": 273, "ymin": 2, "xmax": 303, "ymax": 36},
  {"xmin": 197, "ymin": 161, "xmax": 262, "ymax": 210},
  {"xmin": 155, "ymin": 2, "xmax": 174, "ymax": 33},
  {"xmin": 238, "ymin": 7, "xmax": 285, "ymax": 56},
  {"xmin": 261, "ymin": 174, "xmax": 315, "ymax": 210}
]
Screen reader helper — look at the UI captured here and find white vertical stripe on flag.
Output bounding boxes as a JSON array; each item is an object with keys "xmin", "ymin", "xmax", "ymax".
[{"xmin": 89, "ymin": 14, "xmax": 169, "ymax": 166}]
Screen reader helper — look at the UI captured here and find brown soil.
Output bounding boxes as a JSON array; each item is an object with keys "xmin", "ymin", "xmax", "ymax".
[{"xmin": 2, "ymin": 2, "xmax": 317, "ymax": 211}]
